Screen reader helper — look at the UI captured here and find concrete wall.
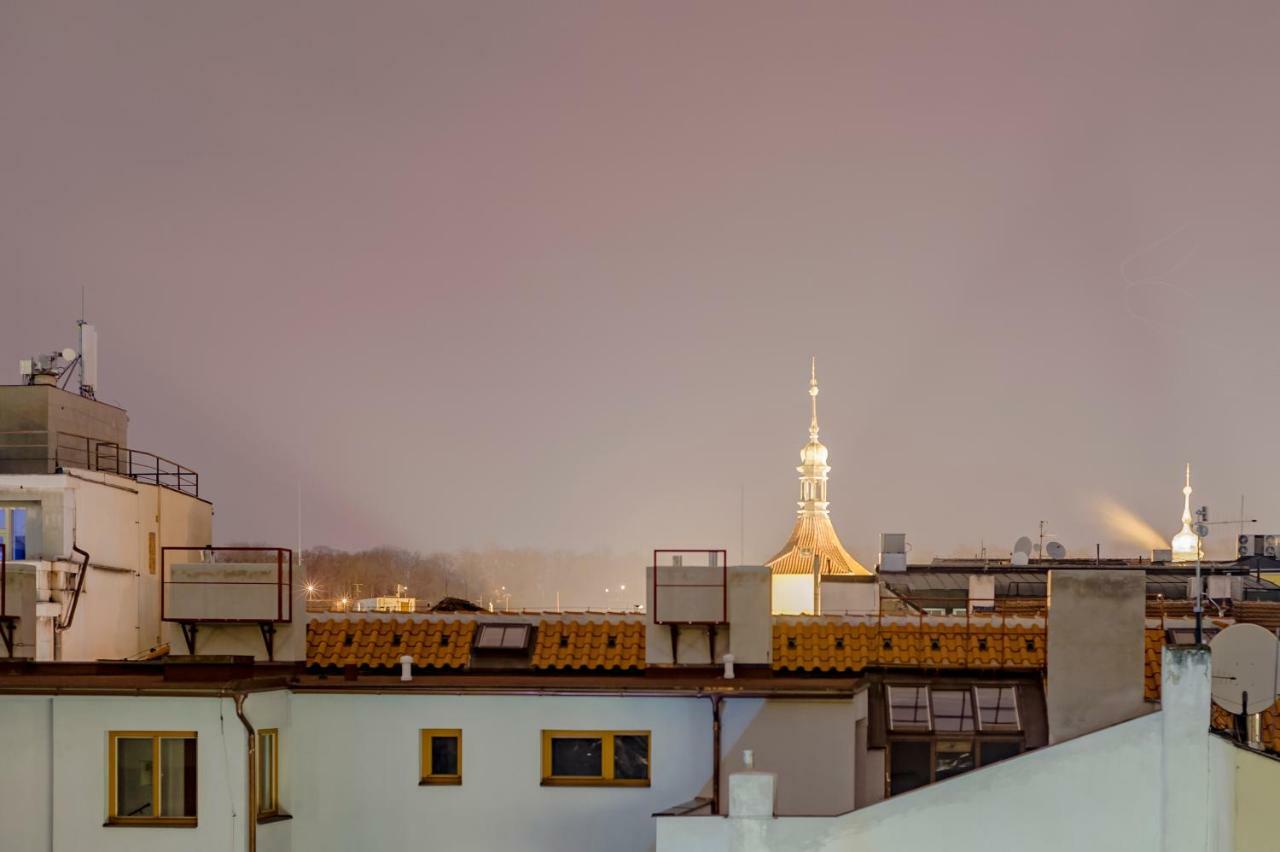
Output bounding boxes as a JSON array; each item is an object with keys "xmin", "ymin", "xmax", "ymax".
[
  {"xmin": 290, "ymin": 693, "xmax": 713, "ymax": 852},
  {"xmin": 0, "ymin": 472, "xmax": 214, "ymax": 660},
  {"xmin": 1046, "ymin": 569, "xmax": 1147, "ymax": 743},
  {"xmin": 0, "ymin": 385, "xmax": 128, "ymax": 475},
  {"xmin": 770, "ymin": 575, "xmax": 814, "ymax": 615},
  {"xmin": 1231, "ymin": 744, "xmax": 1280, "ymax": 851},
  {"xmin": 820, "ymin": 578, "xmax": 878, "ymax": 615},
  {"xmin": 656, "ymin": 649, "xmax": 1231, "ymax": 852},
  {"xmin": 727, "ymin": 566, "xmax": 771, "ymax": 665},
  {"xmin": 0, "ymin": 696, "xmax": 53, "ymax": 849},
  {"xmin": 716, "ymin": 696, "xmax": 864, "ymax": 816}
]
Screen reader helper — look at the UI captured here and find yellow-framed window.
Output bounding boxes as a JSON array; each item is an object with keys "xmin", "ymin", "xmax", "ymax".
[
  {"xmin": 107, "ymin": 731, "xmax": 198, "ymax": 826},
  {"xmin": 419, "ymin": 729, "xmax": 462, "ymax": 785},
  {"xmin": 540, "ymin": 730, "xmax": 650, "ymax": 787},
  {"xmin": 257, "ymin": 729, "xmax": 280, "ymax": 816}
]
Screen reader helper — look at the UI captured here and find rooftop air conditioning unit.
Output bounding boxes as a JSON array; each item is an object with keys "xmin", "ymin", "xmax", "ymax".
[{"xmin": 1238, "ymin": 534, "xmax": 1280, "ymax": 559}]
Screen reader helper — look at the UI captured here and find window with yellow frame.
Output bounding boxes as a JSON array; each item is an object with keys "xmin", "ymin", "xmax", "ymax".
[
  {"xmin": 419, "ymin": 729, "xmax": 462, "ymax": 785},
  {"xmin": 257, "ymin": 729, "xmax": 280, "ymax": 817},
  {"xmin": 107, "ymin": 731, "xmax": 198, "ymax": 826},
  {"xmin": 540, "ymin": 730, "xmax": 650, "ymax": 787}
]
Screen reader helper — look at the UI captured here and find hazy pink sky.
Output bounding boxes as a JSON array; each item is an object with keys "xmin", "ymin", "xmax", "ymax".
[{"xmin": 3, "ymin": 2, "xmax": 1279, "ymax": 563}]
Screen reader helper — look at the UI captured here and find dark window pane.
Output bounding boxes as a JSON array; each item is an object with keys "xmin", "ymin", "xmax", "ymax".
[
  {"xmin": 974, "ymin": 687, "xmax": 1019, "ymax": 730},
  {"xmin": 979, "ymin": 740, "xmax": 1022, "ymax": 767},
  {"xmin": 613, "ymin": 735, "xmax": 649, "ymax": 780},
  {"xmin": 888, "ymin": 686, "xmax": 930, "ymax": 729},
  {"xmin": 431, "ymin": 736, "xmax": 459, "ymax": 776},
  {"xmin": 935, "ymin": 740, "xmax": 974, "ymax": 782},
  {"xmin": 932, "ymin": 690, "xmax": 974, "ymax": 732},
  {"xmin": 888, "ymin": 740, "xmax": 931, "ymax": 796},
  {"xmin": 160, "ymin": 737, "xmax": 197, "ymax": 818},
  {"xmin": 550, "ymin": 737, "xmax": 602, "ymax": 777},
  {"xmin": 116, "ymin": 738, "xmax": 154, "ymax": 817},
  {"xmin": 12, "ymin": 509, "xmax": 26, "ymax": 559}
]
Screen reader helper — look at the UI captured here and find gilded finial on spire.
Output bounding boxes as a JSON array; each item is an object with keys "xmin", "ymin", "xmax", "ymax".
[{"xmin": 809, "ymin": 356, "xmax": 819, "ymax": 440}]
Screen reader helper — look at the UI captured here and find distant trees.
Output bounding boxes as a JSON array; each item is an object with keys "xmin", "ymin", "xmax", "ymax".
[{"xmin": 228, "ymin": 543, "xmax": 646, "ymax": 611}]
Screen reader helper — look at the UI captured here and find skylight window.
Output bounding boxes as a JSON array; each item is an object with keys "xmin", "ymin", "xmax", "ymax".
[
  {"xmin": 474, "ymin": 623, "xmax": 532, "ymax": 650},
  {"xmin": 887, "ymin": 686, "xmax": 931, "ymax": 730}
]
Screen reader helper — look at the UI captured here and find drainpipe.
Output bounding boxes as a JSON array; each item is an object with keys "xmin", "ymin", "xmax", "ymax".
[
  {"xmin": 710, "ymin": 695, "xmax": 723, "ymax": 815},
  {"xmin": 233, "ymin": 693, "xmax": 257, "ymax": 852}
]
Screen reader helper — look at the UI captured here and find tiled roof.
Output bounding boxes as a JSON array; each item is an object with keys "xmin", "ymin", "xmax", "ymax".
[
  {"xmin": 772, "ymin": 622, "xmax": 1046, "ymax": 671},
  {"xmin": 307, "ymin": 619, "xmax": 475, "ymax": 668},
  {"xmin": 766, "ymin": 513, "xmax": 870, "ymax": 575},
  {"xmin": 531, "ymin": 620, "xmax": 644, "ymax": 670}
]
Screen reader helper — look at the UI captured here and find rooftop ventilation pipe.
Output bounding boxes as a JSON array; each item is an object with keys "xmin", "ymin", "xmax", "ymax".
[{"xmin": 400, "ymin": 655, "xmax": 413, "ymax": 682}]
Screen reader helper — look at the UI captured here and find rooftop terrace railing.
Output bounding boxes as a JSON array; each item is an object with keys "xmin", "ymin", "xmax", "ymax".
[{"xmin": 0, "ymin": 430, "xmax": 199, "ymax": 497}]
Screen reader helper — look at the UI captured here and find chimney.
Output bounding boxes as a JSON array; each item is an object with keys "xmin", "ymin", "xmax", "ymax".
[{"xmin": 879, "ymin": 533, "xmax": 907, "ymax": 572}]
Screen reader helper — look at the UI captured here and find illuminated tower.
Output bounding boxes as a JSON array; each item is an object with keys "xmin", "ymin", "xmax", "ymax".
[
  {"xmin": 1170, "ymin": 463, "xmax": 1201, "ymax": 563},
  {"xmin": 766, "ymin": 359, "xmax": 870, "ymax": 613}
]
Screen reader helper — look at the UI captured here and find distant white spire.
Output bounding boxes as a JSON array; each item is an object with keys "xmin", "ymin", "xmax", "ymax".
[{"xmin": 1171, "ymin": 463, "xmax": 1200, "ymax": 562}]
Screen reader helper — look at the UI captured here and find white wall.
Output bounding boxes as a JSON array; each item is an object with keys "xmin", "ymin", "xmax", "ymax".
[
  {"xmin": 289, "ymin": 693, "xmax": 714, "ymax": 852},
  {"xmin": 49, "ymin": 696, "xmax": 248, "ymax": 852},
  {"xmin": 0, "ymin": 697, "xmax": 53, "ymax": 850}
]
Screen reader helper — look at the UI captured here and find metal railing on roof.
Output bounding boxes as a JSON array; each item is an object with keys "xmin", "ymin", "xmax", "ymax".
[{"xmin": 0, "ymin": 430, "xmax": 199, "ymax": 497}]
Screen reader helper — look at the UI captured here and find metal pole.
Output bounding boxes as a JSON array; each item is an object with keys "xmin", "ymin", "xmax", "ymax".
[{"xmin": 1194, "ymin": 539, "xmax": 1203, "ymax": 645}]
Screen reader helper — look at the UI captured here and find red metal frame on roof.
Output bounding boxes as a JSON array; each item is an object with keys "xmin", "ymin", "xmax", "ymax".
[
  {"xmin": 160, "ymin": 546, "xmax": 293, "ymax": 660},
  {"xmin": 652, "ymin": 549, "xmax": 728, "ymax": 625}
]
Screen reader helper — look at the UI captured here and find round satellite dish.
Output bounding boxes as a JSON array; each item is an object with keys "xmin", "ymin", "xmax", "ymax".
[
  {"xmin": 1210, "ymin": 623, "xmax": 1280, "ymax": 715},
  {"xmin": 1013, "ymin": 536, "xmax": 1033, "ymax": 556},
  {"xmin": 61, "ymin": 348, "xmax": 77, "ymax": 361},
  {"xmin": 1195, "ymin": 523, "xmax": 1210, "ymax": 538},
  {"xmin": 1046, "ymin": 541, "xmax": 1066, "ymax": 560}
]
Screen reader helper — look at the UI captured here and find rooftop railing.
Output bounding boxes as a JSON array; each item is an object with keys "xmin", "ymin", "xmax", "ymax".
[{"xmin": 0, "ymin": 430, "xmax": 199, "ymax": 497}]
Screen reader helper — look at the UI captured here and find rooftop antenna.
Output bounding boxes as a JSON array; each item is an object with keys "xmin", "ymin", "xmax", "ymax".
[{"xmin": 76, "ymin": 291, "xmax": 98, "ymax": 399}]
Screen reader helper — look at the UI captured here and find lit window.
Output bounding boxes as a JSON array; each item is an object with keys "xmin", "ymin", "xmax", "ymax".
[
  {"xmin": 257, "ymin": 729, "xmax": 279, "ymax": 816},
  {"xmin": 541, "ymin": 731, "xmax": 650, "ymax": 786},
  {"xmin": 474, "ymin": 624, "xmax": 532, "ymax": 650},
  {"xmin": 887, "ymin": 686, "xmax": 931, "ymax": 731},
  {"xmin": 974, "ymin": 686, "xmax": 1020, "ymax": 731},
  {"xmin": 420, "ymin": 729, "xmax": 462, "ymax": 785},
  {"xmin": 931, "ymin": 689, "xmax": 975, "ymax": 732},
  {"xmin": 934, "ymin": 739, "xmax": 975, "ymax": 781},
  {"xmin": 108, "ymin": 732, "xmax": 197, "ymax": 826}
]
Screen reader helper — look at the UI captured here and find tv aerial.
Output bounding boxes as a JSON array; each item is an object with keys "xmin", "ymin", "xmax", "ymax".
[{"xmin": 1210, "ymin": 623, "xmax": 1280, "ymax": 715}]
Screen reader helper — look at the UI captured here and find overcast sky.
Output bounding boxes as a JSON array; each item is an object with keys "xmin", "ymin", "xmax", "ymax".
[{"xmin": 3, "ymin": 2, "xmax": 1279, "ymax": 564}]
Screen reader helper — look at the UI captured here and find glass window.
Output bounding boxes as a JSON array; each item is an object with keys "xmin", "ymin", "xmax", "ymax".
[
  {"xmin": 109, "ymin": 732, "xmax": 197, "ymax": 826},
  {"xmin": 257, "ymin": 729, "xmax": 279, "ymax": 815},
  {"xmin": 542, "ymin": 731, "xmax": 650, "ymax": 786},
  {"xmin": 888, "ymin": 740, "xmax": 931, "ymax": 796},
  {"xmin": 974, "ymin": 686, "xmax": 1020, "ymax": 731},
  {"xmin": 887, "ymin": 686, "xmax": 931, "ymax": 730},
  {"xmin": 474, "ymin": 624, "xmax": 532, "ymax": 650},
  {"xmin": 935, "ymin": 739, "xmax": 975, "ymax": 782},
  {"xmin": 613, "ymin": 735, "xmax": 649, "ymax": 781},
  {"xmin": 931, "ymin": 690, "xmax": 975, "ymax": 732},
  {"xmin": 11, "ymin": 509, "xmax": 25, "ymax": 560},
  {"xmin": 419, "ymin": 729, "xmax": 462, "ymax": 785},
  {"xmin": 978, "ymin": 739, "xmax": 1022, "ymax": 767}
]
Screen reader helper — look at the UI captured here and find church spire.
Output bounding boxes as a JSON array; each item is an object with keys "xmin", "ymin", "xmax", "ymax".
[
  {"xmin": 765, "ymin": 359, "xmax": 870, "ymax": 580},
  {"xmin": 1171, "ymin": 463, "xmax": 1200, "ymax": 562}
]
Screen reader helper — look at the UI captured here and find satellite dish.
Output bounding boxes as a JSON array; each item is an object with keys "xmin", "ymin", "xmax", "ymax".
[
  {"xmin": 1046, "ymin": 541, "xmax": 1066, "ymax": 560},
  {"xmin": 1210, "ymin": 623, "xmax": 1280, "ymax": 715},
  {"xmin": 1195, "ymin": 523, "xmax": 1210, "ymax": 538},
  {"xmin": 1011, "ymin": 536, "xmax": 1032, "ymax": 567},
  {"xmin": 61, "ymin": 348, "xmax": 77, "ymax": 361}
]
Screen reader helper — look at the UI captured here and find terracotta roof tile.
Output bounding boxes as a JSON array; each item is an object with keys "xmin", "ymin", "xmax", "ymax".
[
  {"xmin": 772, "ymin": 622, "xmax": 1046, "ymax": 672},
  {"xmin": 307, "ymin": 619, "xmax": 474, "ymax": 668},
  {"xmin": 531, "ymin": 620, "xmax": 644, "ymax": 670}
]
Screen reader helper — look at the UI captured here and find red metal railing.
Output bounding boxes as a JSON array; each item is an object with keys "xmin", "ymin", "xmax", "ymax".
[
  {"xmin": 652, "ymin": 549, "xmax": 728, "ymax": 625},
  {"xmin": 160, "ymin": 546, "xmax": 293, "ymax": 624}
]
